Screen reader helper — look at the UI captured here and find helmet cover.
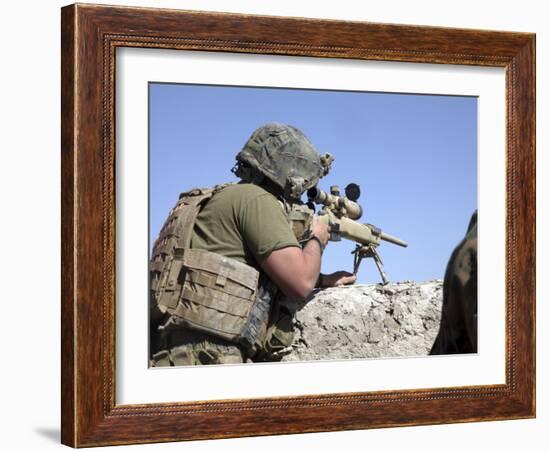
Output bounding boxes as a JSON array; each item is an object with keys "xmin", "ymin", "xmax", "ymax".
[{"xmin": 234, "ymin": 123, "xmax": 327, "ymax": 199}]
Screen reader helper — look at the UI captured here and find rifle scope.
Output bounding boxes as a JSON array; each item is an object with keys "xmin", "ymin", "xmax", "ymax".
[{"xmin": 307, "ymin": 183, "xmax": 363, "ymax": 220}]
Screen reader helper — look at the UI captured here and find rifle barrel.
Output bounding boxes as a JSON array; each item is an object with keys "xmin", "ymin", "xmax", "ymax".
[{"xmin": 380, "ymin": 231, "xmax": 408, "ymax": 247}]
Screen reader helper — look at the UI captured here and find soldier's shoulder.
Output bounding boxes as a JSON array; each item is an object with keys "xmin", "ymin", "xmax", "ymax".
[{"xmin": 219, "ymin": 183, "xmax": 275, "ymax": 201}]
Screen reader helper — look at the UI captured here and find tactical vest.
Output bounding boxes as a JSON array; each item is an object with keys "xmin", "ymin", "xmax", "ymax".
[{"xmin": 150, "ymin": 185, "xmax": 294, "ymax": 357}]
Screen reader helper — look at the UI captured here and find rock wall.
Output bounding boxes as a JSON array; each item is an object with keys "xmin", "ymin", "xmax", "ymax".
[{"xmin": 281, "ymin": 280, "xmax": 443, "ymax": 362}]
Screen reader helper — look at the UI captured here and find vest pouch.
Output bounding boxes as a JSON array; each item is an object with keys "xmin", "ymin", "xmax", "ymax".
[
  {"xmin": 155, "ymin": 249, "xmax": 187, "ymax": 313},
  {"xmin": 170, "ymin": 249, "xmax": 261, "ymax": 343},
  {"xmin": 260, "ymin": 300, "xmax": 295, "ymax": 360}
]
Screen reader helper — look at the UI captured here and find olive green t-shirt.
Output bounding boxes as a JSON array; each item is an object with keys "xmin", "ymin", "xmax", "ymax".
[{"xmin": 190, "ymin": 183, "xmax": 300, "ymax": 269}]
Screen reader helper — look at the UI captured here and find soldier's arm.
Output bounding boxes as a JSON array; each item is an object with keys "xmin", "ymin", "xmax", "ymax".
[{"xmin": 259, "ymin": 216, "xmax": 329, "ymax": 300}]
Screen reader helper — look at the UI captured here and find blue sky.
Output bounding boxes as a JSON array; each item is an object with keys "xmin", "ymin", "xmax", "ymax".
[{"xmin": 149, "ymin": 83, "xmax": 477, "ymax": 283}]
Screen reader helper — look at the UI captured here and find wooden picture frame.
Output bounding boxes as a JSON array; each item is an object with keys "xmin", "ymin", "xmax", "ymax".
[{"xmin": 61, "ymin": 3, "xmax": 535, "ymax": 447}]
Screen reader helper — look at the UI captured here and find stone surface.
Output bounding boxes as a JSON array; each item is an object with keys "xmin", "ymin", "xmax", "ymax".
[{"xmin": 281, "ymin": 280, "xmax": 443, "ymax": 362}]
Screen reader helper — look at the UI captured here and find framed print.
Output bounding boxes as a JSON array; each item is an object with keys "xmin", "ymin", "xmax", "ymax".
[{"xmin": 61, "ymin": 3, "xmax": 535, "ymax": 447}]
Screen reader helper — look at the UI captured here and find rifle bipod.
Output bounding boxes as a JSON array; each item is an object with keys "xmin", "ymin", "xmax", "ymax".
[{"xmin": 352, "ymin": 244, "xmax": 389, "ymax": 285}]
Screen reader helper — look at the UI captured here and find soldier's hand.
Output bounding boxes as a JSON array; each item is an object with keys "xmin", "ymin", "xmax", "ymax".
[
  {"xmin": 320, "ymin": 271, "xmax": 357, "ymax": 288},
  {"xmin": 311, "ymin": 215, "xmax": 330, "ymax": 248}
]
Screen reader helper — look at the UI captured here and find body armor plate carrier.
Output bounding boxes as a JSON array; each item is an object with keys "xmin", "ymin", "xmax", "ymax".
[{"xmin": 150, "ymin": 185, "xmax": 278, "ymax": 355}]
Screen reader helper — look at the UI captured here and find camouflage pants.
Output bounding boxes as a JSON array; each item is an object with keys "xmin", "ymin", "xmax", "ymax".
[{"xmin": 150, "ymin": 328, "xmax": 247, "ymax": 367}]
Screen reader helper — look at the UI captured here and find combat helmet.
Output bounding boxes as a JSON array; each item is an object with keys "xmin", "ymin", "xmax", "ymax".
[{"xmin": 233, "ymin": 123, "xmax": 332, "ymax": 200}]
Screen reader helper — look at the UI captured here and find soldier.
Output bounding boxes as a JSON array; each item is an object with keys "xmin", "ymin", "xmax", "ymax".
[
  {"xmin": 150, "ymin": 123, "xmax": 356, "ymax": 366},
  {"xmin": 430, "ymin": 210, "xmax": 478, "ymax": 355}
]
